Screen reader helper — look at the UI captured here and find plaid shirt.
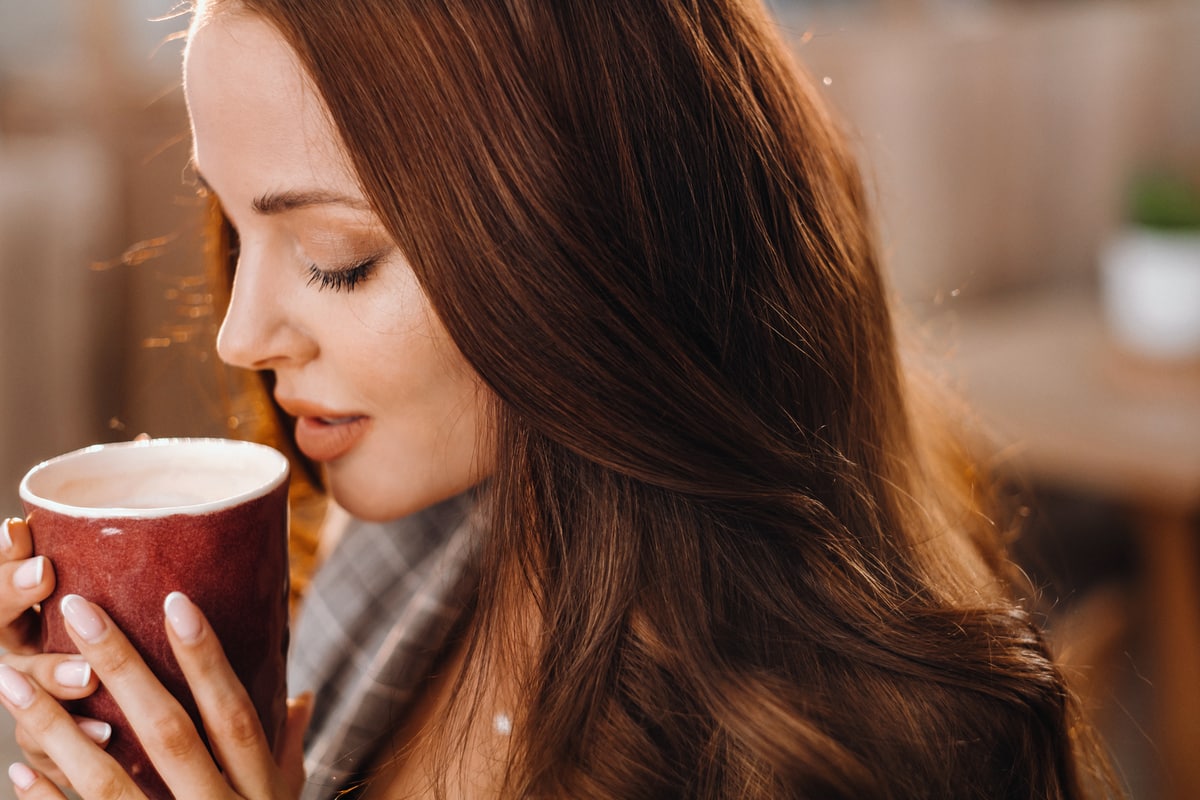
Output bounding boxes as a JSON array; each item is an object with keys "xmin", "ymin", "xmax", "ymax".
[{"xmin": 287, "ymin": 492, "xmax": 480, "ymax": 800}]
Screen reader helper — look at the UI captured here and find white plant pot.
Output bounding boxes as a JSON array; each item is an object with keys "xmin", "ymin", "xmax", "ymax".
[{"xmin": 1099, "ymin": 226, "xmax": 1200, "ymax": 361}]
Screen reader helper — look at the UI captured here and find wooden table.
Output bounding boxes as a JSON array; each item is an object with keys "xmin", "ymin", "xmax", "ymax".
[{"xmin": 933, "ymin": 290, "xmax": 1200, "ymax": 799}]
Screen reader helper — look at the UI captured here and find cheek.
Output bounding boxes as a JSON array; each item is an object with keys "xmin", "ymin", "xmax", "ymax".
[
  {"xmin": 343, "ymin": 315, "xmax": 477, "ymax": 417},
  {"xmin": 337, "ymin": 278, "xmax": 486, "ymax": 432},
  {"xmin": 358, "ymin": 264, "xmax": 431, "ymax": 330},
  {"xmin": 422, "ymin": 344, "xmax": 494, "ymax": 468}
]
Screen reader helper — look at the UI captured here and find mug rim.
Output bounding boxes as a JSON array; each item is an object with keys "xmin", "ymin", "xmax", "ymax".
[{"xmin": 19, "ymin": 437, "xmax": 290, "ymax": 518}]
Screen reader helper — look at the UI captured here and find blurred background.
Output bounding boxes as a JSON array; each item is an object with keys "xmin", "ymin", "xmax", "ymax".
[{"xmin": 1, "ymin": 0, "xmax": 1198, "ymax": 797}]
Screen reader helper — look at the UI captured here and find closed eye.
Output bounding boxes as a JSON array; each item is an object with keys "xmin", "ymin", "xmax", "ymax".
[{"xmin": 305, "ymin": 257, "xmax": 379, "ymax": 293}]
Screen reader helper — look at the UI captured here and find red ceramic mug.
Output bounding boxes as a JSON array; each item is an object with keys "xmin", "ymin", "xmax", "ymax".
[{"xmin": 19, "ymin": 438, "xmax": 290, "ymax": 799}]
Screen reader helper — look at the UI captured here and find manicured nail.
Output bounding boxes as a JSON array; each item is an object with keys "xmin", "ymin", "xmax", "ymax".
[
  {"xmin": 0, "ymin": 665, "xmax": 35, "ymax": 709},
  {"xmin": 164, "ymin": 592, "xmax": 203, "ymax": 643},
  {"xmin": 7, "ymin": 762, "xmax": 36, "ymax": 791},
  {"xmin": 12, "ymin": 557, "xmax": 44, "ymax": 590},
  {"xmin": 53, "ymin": 658, "xmax": 92, "ymax": 689},
  {"xmin": 0, "ymin": 518, "xmax": 14, "ymax": 552},
  {"xmin": 77, "ymin": 719, "xmax": 113, "ymax": 745},
  {"xmin": 61, "ymin": 595, "xmax": 106, "ymax": 643}
]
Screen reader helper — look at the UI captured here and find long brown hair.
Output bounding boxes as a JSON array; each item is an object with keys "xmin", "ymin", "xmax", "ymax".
[{"xmin": 200, "ymin": 0, "xmax": 1114, "ymax": 796}]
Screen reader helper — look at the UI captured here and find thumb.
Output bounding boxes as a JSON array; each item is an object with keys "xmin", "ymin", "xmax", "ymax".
[{"xmin": 277, "ymin": 692, "xmax": 313, "ymax": 796}]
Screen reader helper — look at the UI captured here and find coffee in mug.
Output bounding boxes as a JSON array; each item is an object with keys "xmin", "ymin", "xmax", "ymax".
[{"xmin": 19, "ymin": 438, "xmax": 290, "ymax": 799}]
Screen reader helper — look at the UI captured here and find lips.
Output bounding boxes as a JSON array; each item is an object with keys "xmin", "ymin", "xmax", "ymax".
[{"xmin": 276, "ymin": 397, "xmax": 371, "ymax": 462}]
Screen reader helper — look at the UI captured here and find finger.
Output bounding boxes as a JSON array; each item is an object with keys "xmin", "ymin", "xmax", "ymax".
[
  {"xmin": 8, "ymin": 762, "xmax": 70, "ymax": 799},
  {"xmin": 59, "ymin": 595, "xmax": 232, "ymax": 798},
  {"xmin": 11, "ymin": 725, "xmax": 69, "ymax": 787},
  {"xmin": 0, "ymin": 653, "xmax": 98, "ymax": 700},
  {"xmin": 0, "ymin": 665, "xmax": 140, "ymax": 800},
  {"xmin": 164, "ymin": 592, "xmax": 281, "ymax": 798},
  {"xmin": 14, "ymin": 714, "xmax": 113, "ymax": 787},
  {"xmin": 278, "ymin": 693, "xmax": 313, "ymax": 797},
  {"xmin": 0, "ymin": 520, "xmax": 52, "ymax": 654},
  {"xmin": 0, "ymin": 557, "xmax": 54, "ymax": 654},
  {"xmin": 16, "ymin": 715, "xmax": 113, "ymax": 751},
  {"xmin": 1, "ymin": 518, "xmax": 32, "ymax": 561}
]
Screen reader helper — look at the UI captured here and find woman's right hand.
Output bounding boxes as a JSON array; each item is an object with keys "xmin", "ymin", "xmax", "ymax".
[{"xmin": 0, "ymin": 518, "xmax": 105, "ymax": 785}]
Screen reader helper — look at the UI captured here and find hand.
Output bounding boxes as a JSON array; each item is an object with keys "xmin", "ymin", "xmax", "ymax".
[
  {"xmin": 0, "ymin": 518, "xmax": 52, "ymax": 654},
  {"xmin": 0, "ymin": 518, "xmax": 107, "ymax": 785},
  {"xmin": 0, "ymin": 593, "xmax": 311, "ymax": 799}
]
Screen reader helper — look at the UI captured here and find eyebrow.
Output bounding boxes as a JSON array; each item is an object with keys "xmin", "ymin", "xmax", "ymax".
[{"xmin": 192, "ymin": 170, "xmax": 373, "ymax": 214}]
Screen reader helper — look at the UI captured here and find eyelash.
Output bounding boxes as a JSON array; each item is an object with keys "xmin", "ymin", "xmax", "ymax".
[
  {"xmin": 305, "ymin": 257, "xmax": 380, "ymax": 293},
  {"xmin": 209, "ymin": 203, "xmax": 381, "ymax": 293}
]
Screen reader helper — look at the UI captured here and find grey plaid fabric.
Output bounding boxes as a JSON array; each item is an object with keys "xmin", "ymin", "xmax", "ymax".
[{"xmin": 288, "ymin": 492, "xmax": 480, "ymax": 800}]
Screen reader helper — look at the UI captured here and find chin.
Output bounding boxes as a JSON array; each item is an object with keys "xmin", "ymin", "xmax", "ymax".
[
  {"xmin": 323, "ymin": 475, "xmax": 401, "ymax": 523},
  {"xmin": 327, "ymin": 473, "xmax": 481, "ymax": 524},
  {"xmin": 330, "ymin": 489, "xmax": 411, "ymax": 523}
]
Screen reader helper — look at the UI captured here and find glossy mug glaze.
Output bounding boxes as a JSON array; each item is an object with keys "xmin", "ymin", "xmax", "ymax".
[{"xmin": 19, "ymin": 438, "xmax": 290, "ymax": 799}]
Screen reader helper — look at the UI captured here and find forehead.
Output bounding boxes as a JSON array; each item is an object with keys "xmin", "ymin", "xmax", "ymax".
[{"xmin": 183, "ymin": 12, "xmax": 355, "ymax": 193}]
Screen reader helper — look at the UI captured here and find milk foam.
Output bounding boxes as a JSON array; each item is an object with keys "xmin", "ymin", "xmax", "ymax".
[
  {"xmin": 20, "ymin": 439, "xmax": 288, "ymax": 516},
  {"xmin": 55, "ymin": 469, "xmax": 231, "ymax": 508}
]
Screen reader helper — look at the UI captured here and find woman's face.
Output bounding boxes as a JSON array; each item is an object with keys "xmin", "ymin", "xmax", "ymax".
[{"xmin": 185, "ymin": 12, "xmax": 492, "ymax": 521}]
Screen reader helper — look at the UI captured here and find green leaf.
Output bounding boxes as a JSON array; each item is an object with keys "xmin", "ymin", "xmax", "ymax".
[{"xmin": 1129, "ymin": 173, "xmax": 1200, "ymax": 230}]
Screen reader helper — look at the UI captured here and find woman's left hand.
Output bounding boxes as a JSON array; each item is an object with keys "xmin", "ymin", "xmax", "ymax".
[{"xmin": 0, "ymin": 593, "xmax": 311, "ymax": 799}]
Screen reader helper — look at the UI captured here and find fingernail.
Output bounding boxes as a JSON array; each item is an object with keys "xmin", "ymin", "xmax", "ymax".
[
  {"xmin": 61, "ymin": 595, "xmax": 106, "ymax": 643},
  {"xmin": 12, "ymin": 557, "xmax": 44, "ymax": 590},
  {"xmin": 7, "ymin": 762, "xmax": 36, "ymax": 791},
  {"xmin": 53, "ymin": 658, "xmax": 92, "ymax": 689},
  {"xmin": 77, "ymin": 719, "xmax": 113, "ymax": 745},
  {"xmin": 0, "ymin": 518, "xmax": 14, "ymax": 552},
  {"xmin": 164, "ymin": 591, "xmax": 203, "ymax": 643},
  {"xmin": 0, "ymin": 665, "xmax": 35, "ymax": 709}
]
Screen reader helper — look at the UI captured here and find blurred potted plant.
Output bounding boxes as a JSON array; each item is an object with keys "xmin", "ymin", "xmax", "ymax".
[{"xmin": 1100, "ymin": 172, "xmax": 1200, "ymax": 361}]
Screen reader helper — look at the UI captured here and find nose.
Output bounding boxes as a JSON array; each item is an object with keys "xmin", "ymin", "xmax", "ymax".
[{"xmin": 216, "ymin": 246, "xmax": 317, "ymax": 370}]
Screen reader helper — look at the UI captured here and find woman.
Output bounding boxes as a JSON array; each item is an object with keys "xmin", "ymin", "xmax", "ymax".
[{"xmin": 0, "ymin": 0, "xmax": 1114, "ymax": 797}]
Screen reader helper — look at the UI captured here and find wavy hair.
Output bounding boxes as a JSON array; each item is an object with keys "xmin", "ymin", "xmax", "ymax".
[{"xmin": 199, "ymin": 0, "xmax": 1114, "ymax": 796}]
